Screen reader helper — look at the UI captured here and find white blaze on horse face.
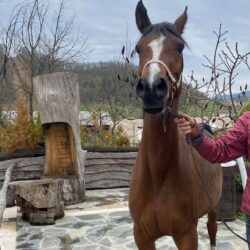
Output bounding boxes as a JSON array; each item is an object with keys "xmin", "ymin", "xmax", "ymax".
[{"xmin": 148, "ymin": 35, "xmax": 165, "ymax": 85}]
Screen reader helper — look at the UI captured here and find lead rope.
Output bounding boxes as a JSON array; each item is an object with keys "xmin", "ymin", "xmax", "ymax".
[
  {"xmin": 165, "ymin": 110, "xmax": 250, "ymax": 245},
  {"xmin": 186, "ymin": 133, "xmax": 250, "ymax": 246}
]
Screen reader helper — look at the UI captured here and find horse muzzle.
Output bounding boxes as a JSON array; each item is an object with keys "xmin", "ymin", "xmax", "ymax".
[
  {"xmin": 143, "ymin": 106, "xmax": 163, "ymax": 114},
  {"xmin": 136, "ymin": 77, "xmax": 167, "ymax": 114}
]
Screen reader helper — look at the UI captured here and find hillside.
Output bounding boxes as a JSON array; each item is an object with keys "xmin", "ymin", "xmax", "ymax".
[
  {"xmin": 223, "ymin": 91, "xmax": 250, "ymax": 100},
  {"xmin": 0, "ymin": 60, "xmax": 213, "ymax": 120}
]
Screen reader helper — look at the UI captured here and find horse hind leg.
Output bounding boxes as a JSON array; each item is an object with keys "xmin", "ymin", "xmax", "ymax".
[
  {"xmin": 133, "ymin": 224, "xmax": 156, "ymax": 250},
  {"xmin": 207, "ymin": 210, "xmax": 218, "ymax": 250}
]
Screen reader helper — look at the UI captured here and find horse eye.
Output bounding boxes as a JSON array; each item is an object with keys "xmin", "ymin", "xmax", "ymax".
[
  {"xmin": 135, "ymin": 46, "xmax": 140, "ymax": 54},
  {"xmin": 176, "ymin": 44, "xmax": 185, "ymax": 53}
]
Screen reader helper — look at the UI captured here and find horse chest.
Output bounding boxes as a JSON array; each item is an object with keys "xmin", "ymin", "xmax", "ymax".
[
  {"xmin": 131, "ymin": 189, "xmax": 194, "ymax": 236},
  {"xmin": 130, "ymin": 175, "xmax": 194, "ymax": 216}
]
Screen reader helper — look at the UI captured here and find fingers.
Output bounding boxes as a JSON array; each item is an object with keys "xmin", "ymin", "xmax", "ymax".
[
  {"xmin": 178, "ymin": 114, "xmax": 193, "ymax": 123},
  {"xmin": 179, "ymin": 127, "xmax": 192, "ymax": 135},
  {"xmin": 175, "ymin": 117, "xmax": 194, "ymax": 136}
]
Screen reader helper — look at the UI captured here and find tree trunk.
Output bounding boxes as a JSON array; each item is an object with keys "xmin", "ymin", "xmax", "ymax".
[
  {"xmin": 10, "ymin": 179, "xmax": 64, "ymax": 225},
  {"xmin": 34, "ymin": 72, "xmax": 86, "ymax": 204}
]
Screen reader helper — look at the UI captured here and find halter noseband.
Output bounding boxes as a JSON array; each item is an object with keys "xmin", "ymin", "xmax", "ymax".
[
  {"xmin": 142, "ymin": 58, "xmax": 182, "ymax": 87},
  {"xmin": 142, "ymin": 58, "xmax": 182, "ymax": 132}
]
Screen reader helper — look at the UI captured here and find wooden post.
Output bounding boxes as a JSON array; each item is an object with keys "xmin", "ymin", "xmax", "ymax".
[
  {"xmin": 34, "ymin": 72, "xmax": 86, "ymax": 204},
  {"xmin": 0, "ymin": 164, "xmax": 15, "ymax": 226}
]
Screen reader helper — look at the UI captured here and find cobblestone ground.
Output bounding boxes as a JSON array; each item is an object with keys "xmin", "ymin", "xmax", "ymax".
[{"xmin": 3, "ymin": 188, "xmax": 249, "ymax": 249}]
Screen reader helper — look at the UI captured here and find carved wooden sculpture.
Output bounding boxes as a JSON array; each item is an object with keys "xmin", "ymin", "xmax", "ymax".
[{"xmin": 34, "ymin": 72, "xmax": 86, "ymax": 204}]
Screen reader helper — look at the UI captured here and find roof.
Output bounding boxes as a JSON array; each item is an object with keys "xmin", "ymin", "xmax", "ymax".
[
  {"xmin": 79, "ymin": 111, "xmax": 114, "ymax": 127},
  {"xmin": 1, "ymin": 110, "xmax": 114, "ymax": 127}
]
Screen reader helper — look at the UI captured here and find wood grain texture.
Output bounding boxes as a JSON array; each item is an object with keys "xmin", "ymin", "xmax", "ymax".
[
  {"xmin": 0, "ymin": 151, "xmax": 137, "ymax": 193},
  {"xmin": 34, "ymin": 72, "xmax": 86, "ymax": 203},
  {"xmin": 0, "ymin": 164, "xmax": 15, "ymax": 225},
  {"xmin": 10, "ymin": 179, "xmax": 64, "ymax": 224},
  {"xmin": 85, "ymin": 152, "xmax": 136, "ymax": 189}
]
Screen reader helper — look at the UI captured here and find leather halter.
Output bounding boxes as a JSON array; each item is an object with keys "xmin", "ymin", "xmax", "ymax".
[
  {"xmin": 142, "ymin": 58, "xmax": 183, "ymax": 132},
  {"xmin": 142, "ymin": 58, "xmax": 182, "ymax": 87}
]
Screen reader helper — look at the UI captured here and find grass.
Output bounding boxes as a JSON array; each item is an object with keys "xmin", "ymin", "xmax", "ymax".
[{"xmin": 237, "ymin": 212, "xmax": 246, "ymax": 222}]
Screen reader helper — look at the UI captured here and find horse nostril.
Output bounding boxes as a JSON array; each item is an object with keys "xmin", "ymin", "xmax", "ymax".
[
  {"xmin": 154, "ymin": 78, "xmax": 167, "ymax": 98},
  {"xmin": 136, "ymin": 78, "xmax": 148, "ymax": 98}
]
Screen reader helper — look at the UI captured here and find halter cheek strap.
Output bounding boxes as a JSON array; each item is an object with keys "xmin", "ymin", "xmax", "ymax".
[
  {"xmin": 142, "ymin": 59, "xmax": 182, "ymax": 88},
  {"xmin": 142, "ymin": 59, "xmax": 182, "ymax": 132}
]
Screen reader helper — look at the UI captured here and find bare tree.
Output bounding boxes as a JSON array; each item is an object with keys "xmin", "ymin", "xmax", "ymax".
[
  {"xmin": 0, "ymin": 6, "xmax": 21, "ymax": 126},
  {"xmin": 203, "ymin": 24, "xmax": 250, "ymax": 118},
  {"xmin": 98, "ymin": 42, "xmax": 139, "ymax": 137},
  {"xmin": 105, "ymin": 63, "xmax": 138, "ymax": 136},
  {"xmin": 41, "ymin": 0, "xmax": 89, "ymax": 73},
  {"xmin": 13, "ymin": 0, "xmax": 47, "ymax": 118},
  {"xmin": 10, "ymin": 0, "xmax": 89, "ymax": 118},
  {"xmin": 181, "ymin": 24, "xmax": 250, "ymax": 131}
]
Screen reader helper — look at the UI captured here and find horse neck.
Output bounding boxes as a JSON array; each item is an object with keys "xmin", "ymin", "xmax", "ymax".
[
  {"xmin": 142, "ymin": 98, "xmax": 180, "ymax": 150},
  {"xmin": 141, "ymin": 113, "xmax": 179, "ymax": 157},
  {"xmin": 140, "ymin": 113, "xmax": 180, "ymax": 186}
]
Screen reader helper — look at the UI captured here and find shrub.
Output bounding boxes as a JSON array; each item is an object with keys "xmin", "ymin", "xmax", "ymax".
[
  {"xmin": 0, "ymin": 101, "xmax": 43, "ymax": 152},
  {"xmin": 80, "ymin": 109, "xmax": 130, "ymax": 148},
  {"xmin": 235, "ymin": 172, "xmax": 243, "ymax": 192},
  {"xmin": 112, "ymin": 125, "xmax": 130, "ymax": 147}
]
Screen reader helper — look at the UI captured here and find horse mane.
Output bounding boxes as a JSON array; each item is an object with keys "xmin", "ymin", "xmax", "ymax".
[{"xmin": 141, "ymin": 22, "xmax": 187, "ymax": 45}]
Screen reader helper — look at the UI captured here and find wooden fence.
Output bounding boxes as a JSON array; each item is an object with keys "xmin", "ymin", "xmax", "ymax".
[
  {"xmin": 0, "ymin": 152, "xmax": 137, "ymax": 191},
  {"xmin": 85, "ymin": 152, "xmax": 136, "ymax": 189}
]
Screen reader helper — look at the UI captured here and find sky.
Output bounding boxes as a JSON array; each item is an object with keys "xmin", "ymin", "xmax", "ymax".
[{"xmin": 0, "ymin": 0, "xmax": 250, "ymax": 93}]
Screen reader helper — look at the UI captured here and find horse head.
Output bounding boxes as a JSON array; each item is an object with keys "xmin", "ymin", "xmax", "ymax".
[{"xmin": 135, "ymin": 0, "xmax": 187, "ymax": 114}]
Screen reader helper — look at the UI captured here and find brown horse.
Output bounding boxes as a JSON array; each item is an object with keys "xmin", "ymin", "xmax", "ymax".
[{"xmin": 129, "ymin": 1, "xmax": 223, "ymax": 249}]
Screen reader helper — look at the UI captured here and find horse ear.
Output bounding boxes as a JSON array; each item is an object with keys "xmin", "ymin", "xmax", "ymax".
[
  {"xmin": 173, "ymin": 6, "xmax": 188, "ymax": 34},
  {"xmin": 135, "ymin": 0, "xmax": 151, "ymax": 33}
]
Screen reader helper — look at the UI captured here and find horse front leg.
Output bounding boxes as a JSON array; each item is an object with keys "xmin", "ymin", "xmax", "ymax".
[
  {"xmin": 207, "ymin": 209, "xmax": 218, "ymax": 249},
  {"xmin": 133, "ymin": 223, "xmax": 156, "ymax": 250},
  {"xmin": 173, "ymin": 225, "xmax": 198, "ymax": 250}
]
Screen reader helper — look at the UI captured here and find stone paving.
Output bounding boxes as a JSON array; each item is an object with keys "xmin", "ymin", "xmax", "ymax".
[{"xmin": 1, "ymin": 188, "xmax": 249, "ymax": 249}]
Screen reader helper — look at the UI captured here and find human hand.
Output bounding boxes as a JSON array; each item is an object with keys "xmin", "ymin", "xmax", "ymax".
[{"xmin": 175, "ymin": 114, "xmax": 196, "ymax": 136}]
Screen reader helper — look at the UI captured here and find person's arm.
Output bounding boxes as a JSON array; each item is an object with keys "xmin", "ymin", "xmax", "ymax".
[{"xmin": 176, "ymin": 113, "xmax": 249, "ymax": 163}]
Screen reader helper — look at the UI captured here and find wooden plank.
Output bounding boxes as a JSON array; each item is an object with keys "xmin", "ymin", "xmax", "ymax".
[
  {"xmin": 85, "ymin": 179, "xmax": 130, "ymax": 189},
  {"xmin": 0, "ymin": 157, "xmax": 45, "ymax": 170},
  {"xmin": 86, "ymin": 152, "xmax": 137, "ymax": 159},
  {"xmin": 85, "ymin": 159, "xmax": 135, "ymax": 167},
  {"xmin": 0, "ymin": 148, "xmax": 45, "ymax": 161},
  {"xmin": 0, "ymin": 151, "xmax": 136, "ymax": 190},
  {"xmin": 0, "ymin": 165, "xmax": 43, "ymax": 172},
  {"xmin": 85, "ymin": 167, "xmax": 133, "ymax": 175}
]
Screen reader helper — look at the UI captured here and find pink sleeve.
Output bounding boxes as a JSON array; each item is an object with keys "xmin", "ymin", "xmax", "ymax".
[{"xmin": 194, "ymin": 113, "xmax": 249, "ymax": 163}]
